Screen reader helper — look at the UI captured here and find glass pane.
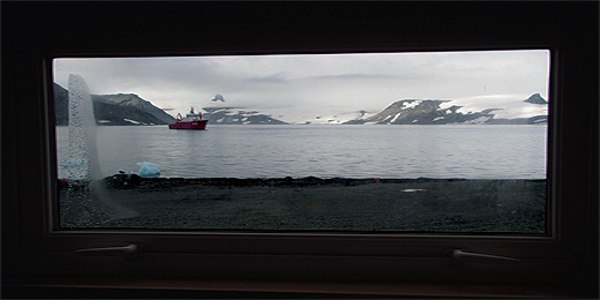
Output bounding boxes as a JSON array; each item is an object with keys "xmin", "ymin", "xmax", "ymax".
[{"xmin": 54, "ymin": 50, "xmax": 549, "ymax": 233}]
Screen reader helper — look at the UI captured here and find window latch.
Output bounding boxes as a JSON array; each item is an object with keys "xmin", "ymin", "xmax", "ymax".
[
  {"xmin": 74, "ymin": 243, "xmax": 138, "ymax": 256},
  {"xmin": 447, "ymin": 249, "xmax": 519, "ymax": 263}
]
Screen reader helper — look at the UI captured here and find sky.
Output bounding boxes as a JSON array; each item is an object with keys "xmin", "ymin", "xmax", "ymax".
[{"xmin": 53, "ymin": 50, "xmax": 550, "ymax": 123}]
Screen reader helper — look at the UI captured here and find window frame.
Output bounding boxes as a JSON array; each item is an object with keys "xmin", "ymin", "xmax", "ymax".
[{"xmin": 3, "ymin": 2, "xmax": 597, "ymax": 297}]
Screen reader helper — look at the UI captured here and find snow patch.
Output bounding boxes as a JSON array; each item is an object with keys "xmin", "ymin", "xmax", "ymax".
[
  {"xmin": 441, "ymin": 94, "xmax": 548, "ymax": 119},
  {"xmin": 300, "ymin": 111, "xmax": 371, "ymax": 125},
  {"xmin": 123, "ymin": 118, "xmax": 140, "ymax": 125},
  {"xmin": 402, "ymin": 100, "xmax": 422, "ymax": 109},
  {"xmin": 390, "ymin": 113, "xmax": 402, "ymax": 123},
  {"xmin": 463, "ymin": 116, "xmax": 491, "ymax": 124}
]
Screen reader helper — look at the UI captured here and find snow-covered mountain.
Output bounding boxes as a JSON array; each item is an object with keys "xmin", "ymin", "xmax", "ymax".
[
  {"xmin": 54, "ymin": 83, "xmax": 176, "ymax": 126},
  {"xmin": 55, "ymin": 80, "xmax": 547, "ymax": 127},
  {"xmin": 298, "ymin": 110, "xmax": 374, "ymax": 125},
  {"xmin": 342, "ymin": 93, "xmax": 548, "ymax": 125},
  {"xmin": 202, "ymin": 107, "xmax": 287, "ymax": 125},
  {"xmin": 94, "ymin": 93, "xmax": 176, "ymax": 125}
]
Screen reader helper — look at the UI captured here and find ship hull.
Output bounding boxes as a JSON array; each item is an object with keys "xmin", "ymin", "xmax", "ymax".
[{"xmin": 168, "ymin": 120, "xmax": 208, "ymax": 130}]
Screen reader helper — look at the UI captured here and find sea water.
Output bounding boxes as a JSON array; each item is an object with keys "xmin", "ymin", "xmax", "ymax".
[{"xmin": 56, "ymin": 124, "xmax": 547, "ymax": 180}]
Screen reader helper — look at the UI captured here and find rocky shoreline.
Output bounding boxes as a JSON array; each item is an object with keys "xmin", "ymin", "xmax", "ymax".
[
  {"xmin": 102, "ymin": 174, "xmax": 478, "ymax": 189},
  {"xmin": 59, "ymin": 177, "xmax": 546, "ymax": 233}
]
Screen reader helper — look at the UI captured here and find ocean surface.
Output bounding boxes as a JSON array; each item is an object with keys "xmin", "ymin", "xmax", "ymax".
[{"xmin": 56, "ymin": 124, "xmax": 547, "ymax": 180}]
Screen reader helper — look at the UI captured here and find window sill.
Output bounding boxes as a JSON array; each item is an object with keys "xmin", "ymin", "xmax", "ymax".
[{"xmin": 4, "ymin": 278, "xmax": 582, "ymax": 299}]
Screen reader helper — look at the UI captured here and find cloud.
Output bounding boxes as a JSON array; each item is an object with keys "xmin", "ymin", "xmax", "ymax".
[
  {"xmin": 308, "ymin": 73, "xmax": 408, "ymax": 81},
  {"xmin": 53, "ymin": 50, "xmax": 549, "ymax": 121},
  {"xmin": 245, "ymin": 72, "xmax": 289, "ymax": 84},
  {"xmin": 211, "ymin": 94, "xmax": 225, "ymax": 102}
]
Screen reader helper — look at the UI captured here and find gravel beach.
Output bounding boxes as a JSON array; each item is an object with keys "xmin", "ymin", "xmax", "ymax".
[{"xmin": 59, "ymin": 177, "xmax": 546, "ymax": 233}]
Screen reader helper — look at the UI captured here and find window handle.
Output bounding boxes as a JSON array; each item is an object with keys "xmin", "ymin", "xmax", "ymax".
[
  {"xmin": 449, "ymin": 249, "xmax": 519, "ymax": 263},
  {"xmin": 74, "ymin": 244, "xmax": 138, "ymax": 256}
]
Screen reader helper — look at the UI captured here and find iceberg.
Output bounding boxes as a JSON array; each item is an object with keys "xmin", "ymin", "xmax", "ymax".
[{"xmin": 137, "ymin": 161, "xmax": 161, "ymax": 178}]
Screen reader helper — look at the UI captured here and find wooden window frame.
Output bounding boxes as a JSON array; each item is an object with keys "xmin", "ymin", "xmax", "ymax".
[{"xmin": 3, "ymin": 2, "xmax": 597, "ymax": 298}]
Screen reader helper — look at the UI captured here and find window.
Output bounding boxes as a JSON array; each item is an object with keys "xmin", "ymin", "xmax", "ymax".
[
  {"xmin": 53, "ymin": 51, "xmax": 550, "ymax": 234},
  {"xmin": 3, "ymin": 2, "xmax": 597, "ymax": 298}
]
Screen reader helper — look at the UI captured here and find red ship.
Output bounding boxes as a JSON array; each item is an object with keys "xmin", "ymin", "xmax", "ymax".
[{"xmin": 169, "ymin": 107, "xmax": 208, "ymax": 130}]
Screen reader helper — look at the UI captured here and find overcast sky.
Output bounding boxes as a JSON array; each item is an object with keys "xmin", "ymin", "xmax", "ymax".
[{"xmin": 54, "ymin": 50, "xmax": 549, "ymax": 122}]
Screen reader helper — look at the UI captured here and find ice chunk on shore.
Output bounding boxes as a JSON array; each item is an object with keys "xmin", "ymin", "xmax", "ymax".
[{"xmin": 137, "ymin": 161, "xmax": 160, "ymax": 178}]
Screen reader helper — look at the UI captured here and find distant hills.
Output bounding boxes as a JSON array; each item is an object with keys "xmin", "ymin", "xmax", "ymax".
[
  {"xmin": 339, "ymin": 93, "xmax": 548, "ymax": 125},
  {"xmin": 54, "ymin": 83, "xmax": 548, "ymax": 126},
  {"xmin": 54, "ymin": 83, "xmax": 176, "ymax": 126},
  {"xmin": 343, "ymin": 94, "xmax": 547, "ymax": 125},
  {"xmin": 202, "ymin": 107, "xmax": 287, "ymax": 125},
  {"xmin": 523, "ymin": 93, "xmax": 548, "ymax": 105},
  {"xmin": 54, "ymin": 83, "xmax": 285, "ymax": 126}
]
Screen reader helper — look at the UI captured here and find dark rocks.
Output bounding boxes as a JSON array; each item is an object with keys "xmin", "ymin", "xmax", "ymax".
[
  {"xmin": 523, "ymin": 93, "xmax": 548, "ymax": 105},
  {"xmin": 105, "ymin": 173, "xmax": 142, "ymax": 188},
  {"xmin": 100, "ymin": 175, "xmax": 392, "ymax": 189}
]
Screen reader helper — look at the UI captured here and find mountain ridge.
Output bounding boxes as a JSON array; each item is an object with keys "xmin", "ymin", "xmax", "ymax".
[
  {"xmin": 54, "ymin": 83, "xmax": 288, "ymax": 126},
  {"xmin": 201, "ymin": 107, "xmax": 288, "ymax": 125},
  {"xmin": 54, "ymin": 83, "xmax": 176, "ymax": 126},
  {"xmin": 342, "ymin": 94, "xmax": 548, "ymax": 125},
  {"xmin": 54, "ymin": 82, "xmax": 548, "ymax": 126}
]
